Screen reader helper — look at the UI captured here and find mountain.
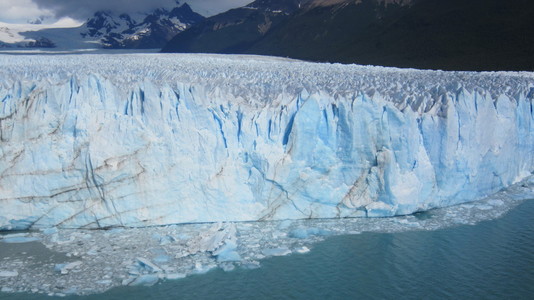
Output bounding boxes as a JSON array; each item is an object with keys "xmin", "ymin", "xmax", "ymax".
[
  {"xmin": 161, "ymin": 0, "xmax": 308, "ymax": 53},
  {"xmin": 163, "ymin": 0, "xmax": 534, "ymax": 71},
  {"xmin": 81, "ymin": 3, "xmax": 204, "ymax": 49},
  {"xmin": 1, "ymin": 54, "xmax": 533, "ymax": 229},
  {"xmin": 0, "ymin": 2, "xmax": 204, "ymax": 50}
]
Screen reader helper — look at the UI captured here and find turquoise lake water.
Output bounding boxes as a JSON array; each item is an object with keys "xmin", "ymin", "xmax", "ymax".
[{"xmin": 1, "ymin": 199, "xmax": 533, "ymax": 300}]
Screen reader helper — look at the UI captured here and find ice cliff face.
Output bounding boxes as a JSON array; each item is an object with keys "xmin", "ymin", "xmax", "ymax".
[{"xmin": 0, "ymin": 54, "xmax": 533, "ymax": 230}]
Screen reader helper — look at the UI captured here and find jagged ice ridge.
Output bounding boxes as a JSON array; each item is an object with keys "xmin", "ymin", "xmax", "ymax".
[{"xmin": 0, "ymin": 54, "xmax": 533, "ymax": 230}]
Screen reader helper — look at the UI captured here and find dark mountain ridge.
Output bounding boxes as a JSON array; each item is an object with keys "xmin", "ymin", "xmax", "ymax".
[
  {"xmin": 162, "ymin": 0, "xmax": 534, "ymax": 71},
  {"xmin": 161, "ymin": 0, "xmax": 307, "ymax": 53}
]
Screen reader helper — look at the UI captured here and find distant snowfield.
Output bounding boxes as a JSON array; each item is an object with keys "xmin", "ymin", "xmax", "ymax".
[
  {"xmin": 0, "ymin": 53, "xmax": 533, "ymax": 231},
  {"xmin": 0, "ymin": 48, "xmax": 159, "ymax": 54},
  {"xmin": 0, "ymin": 18, "xmax": 82, "ymax": 43}
]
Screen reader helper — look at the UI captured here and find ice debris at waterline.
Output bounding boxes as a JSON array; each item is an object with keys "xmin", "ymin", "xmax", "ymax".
[
  {"xmin": 0, "ymin": 177, "xmax": 533, "ymax": 296},
  {"xmin": 0, "ymin": 54, "xmax": 533, "ymax": 229}
]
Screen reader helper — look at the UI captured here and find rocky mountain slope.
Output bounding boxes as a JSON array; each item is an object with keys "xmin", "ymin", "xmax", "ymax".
[
  {"xmin": 161, "ymin": 0, "xmax": 307, "ymax": 53},
  {"xmin": 163, "ymin": 0, "xmax": 534, "ymax": 71}
]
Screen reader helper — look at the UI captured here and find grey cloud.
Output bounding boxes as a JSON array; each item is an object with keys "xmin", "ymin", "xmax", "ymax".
[
  {"xmin": 31, "ymin": 0, "xmax": 181, "ymax": 20},
  {"xmin": 31, "ymin": 0, "xmax": 252, "ymax": 20}
]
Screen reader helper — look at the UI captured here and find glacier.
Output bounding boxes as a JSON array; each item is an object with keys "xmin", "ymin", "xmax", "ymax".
[{"xmin": 0, "ymin": 53, "xmax": 533, "ymax": 230}]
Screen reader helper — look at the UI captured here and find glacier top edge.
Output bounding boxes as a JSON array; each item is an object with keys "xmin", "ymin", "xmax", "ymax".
[{"xmin": 1, "ymin": 53, "xmax": 533, "ymax": 110}]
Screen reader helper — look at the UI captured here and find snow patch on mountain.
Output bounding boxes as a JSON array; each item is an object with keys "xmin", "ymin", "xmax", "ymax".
[{"xmin": 80, "ymin": 3, "xmax": 203, "ymax": 49}]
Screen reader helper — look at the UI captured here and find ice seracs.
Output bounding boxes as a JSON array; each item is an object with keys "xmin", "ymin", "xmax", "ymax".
[{"xmin": 0, "ymin": 54, "xmax": 533, "ymax": 230}]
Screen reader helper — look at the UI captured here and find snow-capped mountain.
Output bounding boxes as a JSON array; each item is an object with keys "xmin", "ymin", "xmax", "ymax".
[
  {"xmin": 0, "ymin": 2, "xmax": 204, "ymax": 50},
  {"xmin": 81, "ymin": 3, "xmax": 204, "ymax": 49}
]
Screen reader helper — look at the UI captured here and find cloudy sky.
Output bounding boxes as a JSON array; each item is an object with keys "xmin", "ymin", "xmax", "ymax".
[{"xmin": 0, "ymin": 0, "xmax": 251, "ymax": 24}]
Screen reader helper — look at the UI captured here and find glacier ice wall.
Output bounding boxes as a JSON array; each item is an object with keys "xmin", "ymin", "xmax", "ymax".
[{"xmin": 0, "ymin": 54, "xmax": 533, "ymax": 229}]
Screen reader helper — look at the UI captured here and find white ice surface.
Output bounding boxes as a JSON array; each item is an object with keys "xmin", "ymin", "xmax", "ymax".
[{"xmin": 0, "ymin": 53, "xmax": 533, "ymax": 229}]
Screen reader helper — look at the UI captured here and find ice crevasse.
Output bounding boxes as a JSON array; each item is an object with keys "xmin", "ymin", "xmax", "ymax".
[{"xmin": 0, "ymin": 54, "xmax": 533, "ymax": 229}]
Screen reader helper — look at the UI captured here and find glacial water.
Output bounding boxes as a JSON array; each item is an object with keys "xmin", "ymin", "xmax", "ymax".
[{"xmin": 1, "ymin": 198, "xmax": 533, "ymax": 300}]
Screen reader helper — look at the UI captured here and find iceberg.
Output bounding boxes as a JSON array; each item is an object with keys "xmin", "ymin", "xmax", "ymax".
[{"xmin": 0, "ymin": 54, "xmax": 532, "ymax": 230}]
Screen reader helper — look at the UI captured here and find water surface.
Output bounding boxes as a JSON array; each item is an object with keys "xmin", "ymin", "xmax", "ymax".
[{"xmin": 2, "ymin": 199, "xmax": 532, "ymax": 300}]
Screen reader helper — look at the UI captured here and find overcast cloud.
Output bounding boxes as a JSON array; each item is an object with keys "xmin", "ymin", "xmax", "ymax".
[
  {"xmin": 0, "ymin": 0, "xmax": 52, "ymax": 23},
  {"xmin": 0, "ymin": 0, "xmax": 251, "ymax": 23}
]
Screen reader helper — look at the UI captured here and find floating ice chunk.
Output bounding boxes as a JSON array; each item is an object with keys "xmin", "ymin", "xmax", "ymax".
[
  {"xmin": 488, "ymin": 200, "xmax": 505, "ymax": 206},
  {"xmin": 54, "ymin": 264, "xmax": 66, "ymax": 272},
  {"xmin": 188, "ymin": 223, "xmax": 237, "ymax": 254},
  {"xmin": 1, "ymin": 233, "xmax": 28, "ymax": 238},
  {"xmin": 295, "ymin": 246, "xmax": 310, "ymax": 254},
  {"xmin": 62, "ymin": 287, "xmax": 79, "ymax": 295},
  {"xmin": 0, "ymin": 270, "xmax": 18, "ymax": 277},
  {"xmin": 51, "ymin": 234, "xmax": 75, "ymax": 245},
  {"xmin": 289, "ymin": 227, "xmax": 332, "ymax": 239},
  {"xmin": 185, "ymin": 223, "xmax": 240, "ymax": 265},
  {"xmin": 64, "ymin": 261, "xmax": 82, "ymax": 269},
  {"xmin": 278, "ymin": 220, "xmax": 293, "ymax": 230},
  {"xmin": 150, "ymin": 247, "xmax": 170, "ymax": 261},
  {"xmin": 158, "ymin": 235, "xmax": 175, "ymax": 245},
  {"xmin": 153, "ymin": 254, "xmax": 171, "ymax": 264},
  {"xmin": 87, "ymin": 246, "xmax": 99, "ymax": 256},
  {"xmin": 193, "ymin": 262, "xmax": 215, "ymax": 274},
  {"xmin": 241, "ymin": 261, "xmax": 261, "ymax": 269},
  {"xmin": 1, "ymin": 236, "xmax": 40, "ymax": 243},
  {"xmin": 175, "ymin": 233, "xmax": 190, "ymax": 240},
  {"xmin": 122, "ymin": 277, "xmax": 136, "ymax": 286},
  {"xmin": 41, "ymin": 227, "xmax": 58, "ymax": 235},
  {"xmin": 213, "ymin": 239, "xmax": 241, "ymax": 262},
  {"xmin": 136, "ymin": 257, "xmax": 162, "ymax": 273},
  {"xmin": 216, "ymin": 250, "xmax": 242, "ymax": 262},
  {"xmin": 262, "ymin": 247, "xmax": 291, "ymax": 257},
  {"xmin": 395, "ymin": 219, "xmax": 421, "ymax": 227},
  {"xmin": 129, "ymin": 274, "xmax": 159, "ymax": 286},
  {"xmin": 165, "ymin": 273, "xmax": 186, "ymax": 280},
  {"xmin": 220, "ymin": 263, "xmax": 235, "ymax": 272},
  {"xmin": 477, "ymin": 205, "xmax": 493, "ymax": 210},
  {"xmin": 54, "ymin": 261, "xmax": 82, "ymax": 275}
]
